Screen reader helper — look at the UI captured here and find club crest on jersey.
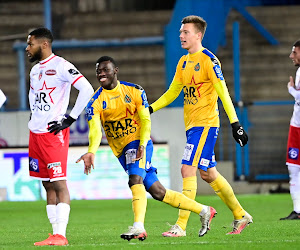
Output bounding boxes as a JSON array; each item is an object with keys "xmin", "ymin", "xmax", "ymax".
[
  {"xmin": 45, "ymin": 69, "xmax": 56, "ymax": 76},
  {"xmin": 289, "ymin": 147, "xmax": 299, "ymax": 160},
  {"xmin": 124, "ymin": 94, "xmax": 131, "ymax": 103},
  {"xmin": 39, "ymin": 70, "xmax": 43, "ymax": 80},
  {"xmin": 194, "ymin": 63, "xmax": 200, "ymax": 71},
  {"xmin": 182, "ymin": 61, "xmax": 186, "ymax": 69}
]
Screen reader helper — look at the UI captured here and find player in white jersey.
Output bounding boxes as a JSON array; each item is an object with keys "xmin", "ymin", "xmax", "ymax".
[
  {"xmin": 26, "ymin": 27, "xmax": 94, "ymax": 245},
  {"xmin": 280, "ymin": 40, "xmax": 300, "ymax": 220},
  {"xmin": 0, "ymin": 89, "xmax": 6, "ymax": 108}
]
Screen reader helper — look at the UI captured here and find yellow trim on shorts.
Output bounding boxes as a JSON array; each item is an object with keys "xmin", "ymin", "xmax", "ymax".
[{"xmin": 192, "ymin": 127, "xmax": 210, "ymax": 166}]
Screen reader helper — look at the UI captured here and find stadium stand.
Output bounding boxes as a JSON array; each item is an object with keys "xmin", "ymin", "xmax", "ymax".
[{"xmin": 1, "ymin": 0, "xmax": 300, "ymax": 181}]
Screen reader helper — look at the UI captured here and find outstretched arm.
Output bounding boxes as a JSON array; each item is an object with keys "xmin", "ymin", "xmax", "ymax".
[
  {"xmin": 149, "ymin": 80, "xmax": 183, "ymax": 113},
  {"xmin": 76, "ymin": 117, "xmax": 102, "ymax": 174}
]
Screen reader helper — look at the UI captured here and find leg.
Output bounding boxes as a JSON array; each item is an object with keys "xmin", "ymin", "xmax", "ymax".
[
  {"xmin": 52, "ymin": 180, "xmax": 70, "ymax": 238},
  {"xmin": 43, "ymin": 181, "xmax": 58, "ymax": 235},
  {"xmin": 280, "ymin": 164, "xmax": 300, "ymax": 220},
  {"xmin": 121, "ymin": 174, "xmax": 147, "ymax": 241},
  {"xmin": 201, "ymin": 167, "xmax": 253, "ymax": 234},
  {"xmin": 34, "ymin": 180, "xmax": 69, "ymax": 246},
  {"xmin": 146, "ymin": 174, "xmax": 216, "ymax": 237}
]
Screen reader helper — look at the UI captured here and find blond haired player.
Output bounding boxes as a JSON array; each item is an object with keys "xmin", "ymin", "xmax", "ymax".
[{"xmin": 149, "ymin": 15, "xmax": 252, "ymax": 236}]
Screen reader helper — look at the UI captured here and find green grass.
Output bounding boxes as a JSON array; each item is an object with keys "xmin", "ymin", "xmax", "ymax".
[{"xmin": 0, "ymin": 194, "xmax": 299, "ymax": 249}]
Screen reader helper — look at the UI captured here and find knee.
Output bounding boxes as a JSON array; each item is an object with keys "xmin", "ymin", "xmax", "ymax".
[
  {"xmin": 148, "ymin": 184, "xmax": 166, "ymax": 201},
  {"xmin": 42, "ymin": 181, "xmax": 54, "ymax": 192},
  {"xmin": 128, "ymin": 175, "xmax": 143, "ymax": 187},
  {"xmin": 200, "ymin": 172, "xmax": 210, "ymax": 183}
]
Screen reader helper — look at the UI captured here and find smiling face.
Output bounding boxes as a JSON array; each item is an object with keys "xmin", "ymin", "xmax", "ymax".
[
  {"xmin": 290, "ymin": 46, "xmax": 300, "ymax": 67},
  {"xmin": 96, "ymin": 60, "xmax": 118, "ymax": 90},
  {"xmin": 26, "ymin": 35, "xmax": 44, "ymax": 62},
  {"xmin": 179, "ymin": 23, "xmax": 203, "ymax": 54}
]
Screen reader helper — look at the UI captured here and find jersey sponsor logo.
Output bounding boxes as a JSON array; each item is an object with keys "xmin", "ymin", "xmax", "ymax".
[
  {"xmin": 183, "ymin": 86, "xmax": 198, "ymax": 105},
  {"xmin": 29, "ymin": 157, "xmax": 39, "ymax": 172},
  {"xmin": 68, "ymin": 68, "xmax": 80, "ymax": 76},
  {"xmin": 47, "ymin": 162, "xmax": 61, "ymax": 169},
  {"xmin": 45, "ymin": 69, "xmax": 56, "ymax": 76},
  {"xmin": 182, "ymin": 61, "xmax": 186, "ymax": 69},
  {"xmin": 200, "ymin": 158, "xmax": 210, "ymax": 167},
  {"xmin": 213, "ymin": 65, "xmax": 224, "ymax": 80},
  {"xmin": 32, "ymin": 81, "xmax": 56, "ymax": 112},
  {"xmin": 124, "ymin": 94, "xmax": 131, "ymax": 103},
  {"xmin": 104, "ymin": 118, "xmax": 137, "ymax": 140},
  {"xmin": 182, "ymin": 143, "xmax": 194, "ymax": 161},
  {"xmin": 289, "ymin": 147, "xmax": 299, "ymax": 160},
  {"xmin": 194, "ymin": 63, "xmax": 200, "ymax": 71}
]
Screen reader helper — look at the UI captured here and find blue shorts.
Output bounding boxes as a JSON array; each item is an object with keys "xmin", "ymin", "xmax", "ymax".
[
  {"xmin": 181, "ymin": 127, "xmax": 219, "ymax": 171},
  {"xmin": 118, "ymin": 140, "xmax": 158, "ymax": 190}
]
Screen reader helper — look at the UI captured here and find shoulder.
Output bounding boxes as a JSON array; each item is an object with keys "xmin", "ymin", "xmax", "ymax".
[
  {"xmin": 201, "ymin": 48, "xmax": 220, "ymax": 66},
  {"xmin": 120, "ymin": 81, "xmax": 145, "ymax": 92},
  {"xmin": 86, "ymin": 87, "xmax": 103, "ymax": 107}
]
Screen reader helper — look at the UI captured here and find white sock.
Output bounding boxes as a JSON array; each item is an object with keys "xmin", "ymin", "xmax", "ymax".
[
  {"xmin": 288, "ymin": 165, "xmax": 300, "ymax": 213},
  {"xmin": 133, "ymin": 222, "xmax": 144, "ymax": 230},
  {"xmin": 56, "ymin": 203, "xmax": 70, "ymax": 237},
  {"xmin": 46, "ymin": 205, "xmax": 57, "ymax": 235},
  {"xmin": 199, "ymin": 205, "xmax": 209, "ymax": 216}
]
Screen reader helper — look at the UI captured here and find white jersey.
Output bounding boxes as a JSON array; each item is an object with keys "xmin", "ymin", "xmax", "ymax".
[
  {"xmin": 28, "ymin": 54, "xmax": 92, "ymax": 133},
  {"xmin": 289, "ymin": 67, "xmax": 300, "ymax": 127},
  {"xmin": 0, "ymin": 89, "xmax": 6, "ymax": 108}
]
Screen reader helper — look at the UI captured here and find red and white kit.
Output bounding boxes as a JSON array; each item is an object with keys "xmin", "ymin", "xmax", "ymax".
[
  {"xmin": 28, "ymin": 53, "xmax": 93, "ymax": 181},
  {"xmin": 287, "ymin": 67, "xmax": 300, "ymax": 166}
]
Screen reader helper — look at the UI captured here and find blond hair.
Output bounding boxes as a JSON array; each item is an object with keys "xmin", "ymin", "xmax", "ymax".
[{"xmin": 182, "ymin": 15, "xmax": 207, "ymax": 40}]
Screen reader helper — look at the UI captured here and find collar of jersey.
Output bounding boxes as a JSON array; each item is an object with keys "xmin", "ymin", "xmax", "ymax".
[
  {"xmin": 188, "ymin": 47, "xmax": 204, "ymax": 57},
  {"xmin": 102, "ymin": 80, "xmax": 120, "ymax": 93},
  {"xmin": 39, "ymin": 53, "xmax": 56, "ymax": 65}
]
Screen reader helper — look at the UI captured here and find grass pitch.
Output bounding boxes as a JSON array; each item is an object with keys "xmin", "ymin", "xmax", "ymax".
[{"xmin": 0, "ymin": 194, "xmax": 299, "ymax": 249}]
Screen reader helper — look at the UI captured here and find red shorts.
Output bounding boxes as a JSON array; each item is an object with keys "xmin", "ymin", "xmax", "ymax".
[
  {"xmin": 29, "ymin": 128, "xmax": 70, "ymax": 182},
  {"xmin": 286, "ymin": 125, "xmax": 300, "ymax": 166}
]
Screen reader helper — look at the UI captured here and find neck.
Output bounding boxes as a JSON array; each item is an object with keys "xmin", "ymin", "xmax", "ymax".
[
  {"xmin": 40, "ymin": 50, "xmax": 53, "ymax": 61},
  {"xmin": 188, "ymin": 43, "xmax": 203, "ymax": 54}
]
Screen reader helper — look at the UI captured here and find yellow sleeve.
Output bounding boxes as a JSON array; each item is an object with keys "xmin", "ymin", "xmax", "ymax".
[
  {"xmin": 138, "ymin": 107, "xmax": 151, "ymax": 147},
  {"xmin": 151, "ymin": 80, "xmax": 183, "ymax": 112},
  {"xmin": 214, "ymin": 80, "xmax": 239, "ymax": 124},
  {"xmin": 87, "ymin": 115, "xmax": 102, "ymax": 154}
]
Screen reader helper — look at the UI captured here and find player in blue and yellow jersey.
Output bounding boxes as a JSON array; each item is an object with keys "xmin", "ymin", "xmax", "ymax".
[
  {"xmin": 76, "ymin": 56, "xmax": 218, "ymax": 241},
  {"xmin": 149, "ymin": 15, "xmax": 253, "ymax": 236}
]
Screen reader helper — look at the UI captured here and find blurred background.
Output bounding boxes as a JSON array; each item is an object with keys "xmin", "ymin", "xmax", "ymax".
[{"xmin": 0, "ymin": 0, "xmax": 300, "ymax": 201}]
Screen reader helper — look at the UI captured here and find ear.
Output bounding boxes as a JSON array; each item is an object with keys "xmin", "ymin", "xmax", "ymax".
[
  {"xmin": 114, "ymin": 67, "xmax": 119, "ymax": 74},
  {"xmin": 197, "ymin": 32, "xmax": 203, "ymax": 41},
  {"xmin": 42, "ymin": 40, "xmax": 49, "ymax": 49}
]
